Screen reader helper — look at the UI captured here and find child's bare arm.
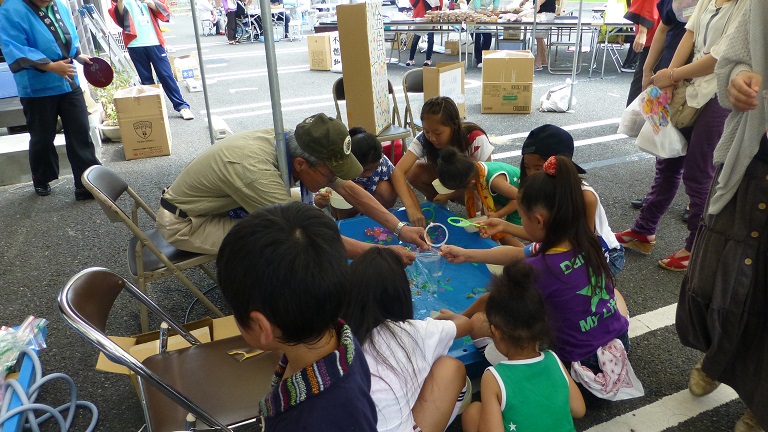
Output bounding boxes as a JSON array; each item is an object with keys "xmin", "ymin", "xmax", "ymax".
[
  {"xmin": 441, "ymin": 244, "xmax": 525, "ymax": 265},
  {"xmin": 560, "ymin": 358, "xmax": 586, "ymax": 418},
  {"xmin": 487, "ymin": 176, "xmax": 519, "ymax": 219},
  {"xmin": 583, "ymin": 189, "xmax": 598, "ymax": 233},
  {"xmin": 461, "ymin": 293, "xmax": 489, "ymax": 318},
  {"xmin": 478, "ymin": 371, "xmax": 505, "ymax": 432},
  {"xmin": 434, "ymin": 308, "xmax": 473, "ymax": 338}
]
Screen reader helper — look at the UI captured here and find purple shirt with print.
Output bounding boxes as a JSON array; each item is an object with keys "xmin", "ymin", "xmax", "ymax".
[{"xmin": 526, "ymin": 250, "xmax": 629, "ymax": 364}]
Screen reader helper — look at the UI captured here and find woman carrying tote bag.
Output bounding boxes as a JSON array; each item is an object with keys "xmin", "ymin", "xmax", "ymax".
[{"xmin": 614, "ymin": 0, "xmax": 748, "ymax": 272}]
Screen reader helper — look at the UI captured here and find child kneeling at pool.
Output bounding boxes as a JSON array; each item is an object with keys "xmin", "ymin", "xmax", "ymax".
[
  {"xmin": 342, "ymin": 247, "xmax": 472, "ymax": 432},
  {"xmin": 315, "ymin": 127, "xmax": 398, "ymax": 219},
  {"xmin": 457, "ymin": 261, "xmax": 585, "ymax": 432}
]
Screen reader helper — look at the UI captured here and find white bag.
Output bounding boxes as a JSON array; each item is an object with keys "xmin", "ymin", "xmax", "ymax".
[
  {"xmin": 570, "ymin": 339, "xmax": 645, "ymax": 401},
  {"xmin": 636, "ymin": 122, "xmax": 688, "ymax": 158},
  {"xmin": 539, "ymin": 79, "xmax": 575, "ymax": 113},
  {"xmin": 617, "ymin": 94, "xmax": 645, "ymax": 137}
]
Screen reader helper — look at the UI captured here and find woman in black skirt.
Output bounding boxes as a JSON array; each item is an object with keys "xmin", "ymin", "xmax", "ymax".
[{"xmin": 676, "ymin": 1, "xmax": 768, "ymax": 431}]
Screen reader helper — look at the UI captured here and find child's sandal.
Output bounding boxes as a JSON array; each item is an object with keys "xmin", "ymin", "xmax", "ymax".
[
  {"xmin": 423, "ymin": 60, "xmax": 432, "ymax": 66},
  {"xmin": 405, "ymin": 60, "xmax": 415, "ymax": 66},
  {"xmin": 614, "ymin": 229, "xmax": 655, "ymax": 255}
]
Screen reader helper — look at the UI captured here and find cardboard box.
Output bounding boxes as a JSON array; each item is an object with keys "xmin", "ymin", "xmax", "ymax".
[
  {"xmin": 169, "ymin": 52, "xmax": 200, "ymax": 81},
  {"xmin": 114, "ymin": 85, "xmax": 173, "ymax": 160},
  {"xmin": 444, "ymin": 40, "xmax": 460, "ymax": 56},
  {"xmin": 96, "ymin": 316, "xmax": 242, "ymax": 394},
  {"xmin": 503, "ymin": 28, "xmax": 523, "ymax": 40},
  {"xmin": 308, "ymin": 34, "xmax": 332, "ymax": 70},
  {"xmin": 337, "ymin": 2, "xmax": 391, "ymax": 134},
  {"xmin": 423, "ymin": 62, "xmax": 466, "ymax": 118},
  {"xmin": 481, "ymin": 50, "xmax": 534, "ymax": 114}
]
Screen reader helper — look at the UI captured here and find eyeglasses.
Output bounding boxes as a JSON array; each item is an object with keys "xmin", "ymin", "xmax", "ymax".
[{"xmin": 312, "ymin": 165, "xmax": 337, "ymax": 184}]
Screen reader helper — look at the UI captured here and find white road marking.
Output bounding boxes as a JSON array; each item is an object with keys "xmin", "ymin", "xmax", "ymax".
[
  {"xmin": 629, "ymin": 303, "xmax": 678, "ymax": 339},
  {"xmin": 492, "ymin": 133, "xmax": 627, "ymax": 160},
  {"xmin": 229, "ymin": 87, "xmax": 259, "ymax": 93},
  {"xmin": 489, "ymin": 118, "xmax": 622, "ymax": 145},
  {"xmin": 585, "ymin": 386, "xmax": 739, "ymax": 432}
]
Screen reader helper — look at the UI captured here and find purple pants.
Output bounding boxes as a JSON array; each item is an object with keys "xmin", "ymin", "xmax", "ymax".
[{"xmin": 632, "ymin": 97, "xmax": 731, "ymax": 251}]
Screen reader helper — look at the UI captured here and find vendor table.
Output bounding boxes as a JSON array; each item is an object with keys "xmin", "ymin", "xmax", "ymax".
[
  {"xmin": 463, "ymin": 19, "xmax": 633, "ymax": 75},
  {"xmin": 384, "ymin": 19, "xmax": 468, "ymax": 65},
  {"xmin": 338, "ymin": 203, "xmax": 499, "ymax": 377}
]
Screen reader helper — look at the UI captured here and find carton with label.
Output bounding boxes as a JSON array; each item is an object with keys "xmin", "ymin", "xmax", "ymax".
[
  {"xmin": 308, "ymin": 33, "xmax": 332, "ymax": 70},
  {"xmin": 444, "ymin": 40, "xmax": 460, "ymax": 55},
  {"xmin": 481, "ymin": 50, "xmax": 534, "ymax": 114},
  {"xmin": 423, "ymin": 62, "xmax": 466, "ymax": 118},
  {"xmin": 169, "ymin": 52, "xmax": 200, "ymax": 81},
  {"xmin": 113, "ymin": 85, "xmax": 172, "ymax": 160}
]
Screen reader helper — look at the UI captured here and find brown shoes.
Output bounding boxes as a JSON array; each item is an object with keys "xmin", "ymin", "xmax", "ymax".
[
  {"xmin": 734, "ymin": 410, "xmax": 765, "ymax": 432},
  {"xmin": 688, "ymin": 359, "xmax": 720, "ymax": 397}
]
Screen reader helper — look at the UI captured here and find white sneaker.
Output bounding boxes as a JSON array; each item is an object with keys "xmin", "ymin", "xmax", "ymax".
[
  {"xmin": 180, "ymin": 108, "xmax": 195, "ymax": 120},
  {"xmin": 477, "ymin": 62, "xmax": 483, "ymax": 69}
]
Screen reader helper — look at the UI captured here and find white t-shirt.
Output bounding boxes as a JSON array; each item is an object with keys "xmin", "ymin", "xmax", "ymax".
[
  {"xmin": 684, "ymin": 0, "xmax": 746, "ymax": 108},
  {"xmin": 582, "ymin": 183, "xmax": 620, "ymax": 251},
  {"xmin": 408, "ymin": 131, "xmax": 495, "ymax": 162},
  {"xmin": 363, "ymin": 318, "xmax": 457, "ymax": 432}
]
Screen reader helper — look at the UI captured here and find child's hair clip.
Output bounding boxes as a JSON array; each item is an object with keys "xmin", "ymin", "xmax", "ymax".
[{"xmin": 543, "ymin": 156, "xmax": 557, "ymax": 176}]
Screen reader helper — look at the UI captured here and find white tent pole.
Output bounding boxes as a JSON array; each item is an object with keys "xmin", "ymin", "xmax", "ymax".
[
  {"xmin": 187, "ymin": 0, "xmax": 217, "ymax": 145},
  {"xmin": 530, "ymin": 0, "xmax": 537, "ymax": 52},
  {"xmin": 258, "ymin": 0, "xmax": 290, "ymax": 193},
  {"xmin": 567, "ymin": 0, "xmax": 583, "ymax": 111}
]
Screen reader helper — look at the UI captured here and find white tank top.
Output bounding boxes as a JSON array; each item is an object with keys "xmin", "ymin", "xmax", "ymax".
[{"xmin": 582, "ymin": 183, "xmax": 620, "ymax": 251}]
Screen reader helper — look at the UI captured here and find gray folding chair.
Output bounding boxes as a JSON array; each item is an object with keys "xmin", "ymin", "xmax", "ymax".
[
  {"xmin": 59, "ymin": 267, "xmax": 281, "ymax": 432},
  {"xmin": 333, "ymin": 77, "xmax": 412, "ymax": 162},
  {"xmin": 82, "ymin": 165, "xmax": 223, "ymax": 332},
  {"xmin": 402, "ymin": 68, "xmax": 424, "ymax": 138}
]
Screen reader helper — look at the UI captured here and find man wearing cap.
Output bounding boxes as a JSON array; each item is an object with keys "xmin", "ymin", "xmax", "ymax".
[
  {"xmin": 157, "ymin": 113, "xmax": 426, "ymax": 262},
  {"xmin": 0, "ymin": 0, "xmax": 101, "ymax": 200}
]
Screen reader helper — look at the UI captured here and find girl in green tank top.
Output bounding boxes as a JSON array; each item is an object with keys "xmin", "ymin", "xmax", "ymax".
[{"xmin": 461, "ymin": 261, "xmax": 586, "ymax": 432}]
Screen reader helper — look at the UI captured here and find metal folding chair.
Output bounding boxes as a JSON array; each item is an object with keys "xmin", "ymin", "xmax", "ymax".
[
  {"xmin": 402, "ymin": 68, "xmax": 424, "ymax": 138},
  {"xmin": 59, "ymin": 268, "xmax": 281, "ymax": 432},
  {"xmin": 332, "ymin": 77, "xmax": 411, "ymax": 162},
  {"xmin": 81, "ymin": 165, "xmax": 223, "ymax": 332}
]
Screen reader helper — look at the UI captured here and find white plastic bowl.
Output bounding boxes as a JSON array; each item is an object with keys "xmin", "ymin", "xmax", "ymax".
[
  {"xmin": 432, "ymin": 179, "xmax": 455, "ymax": 195},
  {"xmin": 329, "ymin": 190, "xmax": 353, "ymax": 209},
  {"xmin": 464, "ymin": 215, "xmax": 488, "ymax": 233}
]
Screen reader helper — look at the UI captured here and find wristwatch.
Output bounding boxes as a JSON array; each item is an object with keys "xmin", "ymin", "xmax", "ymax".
[{"xmin": 394, "ymin": 221, "xmax": 409, "ymax": 237}]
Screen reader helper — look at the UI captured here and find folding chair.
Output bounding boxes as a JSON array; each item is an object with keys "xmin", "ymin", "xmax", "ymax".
[
  {"xmin": 402, "ymin": 68, "xmax": 424, "ymax": 138},
  {"xmin": 546, "ymin": 15, "xmax": 586, "ymax": 75},
  {"xmin": 332, "ymin": 77, "xmax": 412, "ymax": 162},
  {"xmin": 59, "ymin": 267, "xmax": 281, "ymax": 432},
  {"xmin": 82, "ymin": 165, "xmax": 224, "ymax": 332}
]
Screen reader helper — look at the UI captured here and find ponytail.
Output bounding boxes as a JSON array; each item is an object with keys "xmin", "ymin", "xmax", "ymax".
[{"xmin": 518, "ymin": 156, "xmax": 613, "ymax": 292}]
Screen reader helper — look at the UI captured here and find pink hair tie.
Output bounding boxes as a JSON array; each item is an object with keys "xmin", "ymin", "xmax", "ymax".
[{"xmin": 543, "ymin": 156, "xmax": 557, "ymax": 176}]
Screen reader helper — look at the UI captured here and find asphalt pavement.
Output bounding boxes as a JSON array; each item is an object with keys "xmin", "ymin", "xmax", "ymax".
[{"xmin": 0, "ymin": 9, "xmax": 749, "ymax": 432}]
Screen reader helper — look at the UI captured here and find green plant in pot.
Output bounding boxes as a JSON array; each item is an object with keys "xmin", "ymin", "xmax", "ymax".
[{"xmin": 91, "ymin": 65, "xmax": 132, "ymax": 127}]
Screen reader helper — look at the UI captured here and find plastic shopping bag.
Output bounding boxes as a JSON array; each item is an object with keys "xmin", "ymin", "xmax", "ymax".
[
  {"xmin": 539, "ymin": 79, "xmax": 576, "ymax": 113},
  {"xmin": 635, "ymin": 86, "xmax": 687, "ymax": 158},
  {"xmin": 617, "ymin": 94, "xmax": 644, "ymax": 137}
]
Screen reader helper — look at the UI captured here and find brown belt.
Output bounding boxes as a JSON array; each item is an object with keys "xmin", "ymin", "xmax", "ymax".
[{"xmin": 160, "ymin": 197, "xmax": 189, "ymax": 219}]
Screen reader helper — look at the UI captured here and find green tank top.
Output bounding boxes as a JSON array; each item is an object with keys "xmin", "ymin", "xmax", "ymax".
[
  {"xmin": 481, "ymin": 162, "xmax": 522, "ymax": 226},
  {"xmin": 488, "ymin": 350, "xmax": 576, "ymax": 432}
]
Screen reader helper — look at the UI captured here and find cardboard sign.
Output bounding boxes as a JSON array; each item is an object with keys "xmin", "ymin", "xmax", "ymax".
[
  {"xmin": 337, "ymin": 2, "xmax": 390, "ymax": 134},
  {"xmin": 423, "ymin": 62, "xmax": 466, "ymax": 118},
  {"xmin": 113, "ymin": 85, "xmax": 172, "ymax": 160},
  {"xmin": 481, "ymin": 50, "xmax": 534, "ymax": 114},
  {"xmin": 308, "ymin": 31, "xmax": 342, "ymax": 71}
]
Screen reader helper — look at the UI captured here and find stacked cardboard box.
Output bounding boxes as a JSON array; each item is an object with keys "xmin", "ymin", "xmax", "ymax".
[{"xmin": 481, "ymin": 50, "xmax": 534, "ymax": 114}]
